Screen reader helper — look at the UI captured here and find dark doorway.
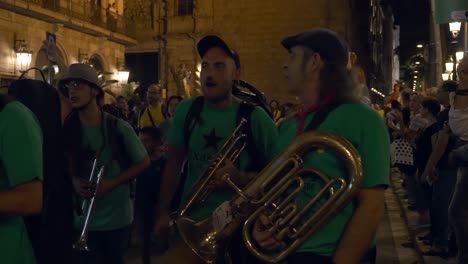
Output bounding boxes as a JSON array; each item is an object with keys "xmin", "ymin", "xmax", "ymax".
[{"xmin": 125, "ymin": 52, "xmax": 159, "ymax": 89}]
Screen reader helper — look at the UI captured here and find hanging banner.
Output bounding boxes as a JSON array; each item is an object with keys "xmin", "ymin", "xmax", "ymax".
[{"xmin": 435, "ymin": 0, "xmax": 468, "ymax": 24}]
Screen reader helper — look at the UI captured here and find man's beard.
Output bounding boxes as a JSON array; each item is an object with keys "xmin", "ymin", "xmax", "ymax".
[{"xmin": 204, "ymin": 89, "xmax": 230, "ymax": 104}]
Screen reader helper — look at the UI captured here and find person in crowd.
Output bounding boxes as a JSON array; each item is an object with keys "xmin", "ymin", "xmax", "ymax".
[
  {"xmin": 386, "ymin": 83, "xmax": 402, "ymax": 106},
  {"xmin": 139, "ymin": 84, "xmax": 165, "ymax": 129},
  {"xmin": 447, "ymin": 57, "xmax": 468, "ymax": 264},
  {"xmin": 159, "ymin": 95, "xmax": 183, "ymax": 142},
  {"xmin": 0, "ymin": 94, "xmax": 43, "ymax": 264},
  {"xmin": 135, "ymin": 126, "xmax": 167, "ymax": 264},
  {"xmin": 154, "ymin": 35, "xmax": 278, "ymax": 263},
  {"xmin": 60, "ymin": 63, "xmax": 150, "ymax": 264},
  {"xmin": 420, "ymin": 81, "xmax": 458, "ymax": 258},
  {"xmin": 115, "ymin": 96, "xmax": 130, "ymax": 120},
  {"xmin": 251, "ymin": 28, "xmax": 389, "ymax": 264},
  {"xmin": 270, "ymin": 99, "xmax": 282, "ymax": 121}
]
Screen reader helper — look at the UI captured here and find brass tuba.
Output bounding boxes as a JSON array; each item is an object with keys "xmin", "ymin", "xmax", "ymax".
[{"xmin": 175, "ymin": 130, "xmax": 363, "ymax": 263}]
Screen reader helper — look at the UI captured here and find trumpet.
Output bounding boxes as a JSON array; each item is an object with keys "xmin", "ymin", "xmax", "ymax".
[
  {"xmin": 174, "ymin": 131, "xmax": 363, "ymax": 263},
  {"xmin": 73, "ymin": 157, "xmax": 105, "ymax": 251},
  {"xmin": 178, "ymin": 118, "xmax": 248, "ymax": 217}
]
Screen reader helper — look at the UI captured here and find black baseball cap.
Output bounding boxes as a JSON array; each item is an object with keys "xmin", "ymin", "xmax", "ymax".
[
  {"xmin": 197, "ymin": 35, "xmax": 241, "ymax": 69},
  {"xmin": 281, "ymin": 29, "xmax": 349, "ymax": 66}
]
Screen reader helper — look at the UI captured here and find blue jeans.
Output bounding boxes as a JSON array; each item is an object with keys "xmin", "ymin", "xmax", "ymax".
[
  {"xmin": 431, "ymin": 169, "xmax": 456, "ymax": 247},
  {"xmin": 73, "ymin": 225, "xmax": 130, "ymax": 264},
  {"xmin": 449, "ymin": 166, "xmax": 468, "ymax": 264}
]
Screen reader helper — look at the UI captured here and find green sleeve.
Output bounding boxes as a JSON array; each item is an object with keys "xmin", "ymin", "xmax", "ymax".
[
  {"xmin": 117, "ymin": 119, "xmax": 148, "ymax": 163},
  {"xmin": 359, "ymin": 111, "xmax": 390, "ymax": 188},
  {"xmin": 167, "ymin": 99, "xmax": 193, "ymax": 148},
  {"xmin": 1, "ymin": 102, "xmax": 43, "ymax": 186},
  {"xmin": 250, "ymin": 107, "xmax": 279, "ymax": 166}
]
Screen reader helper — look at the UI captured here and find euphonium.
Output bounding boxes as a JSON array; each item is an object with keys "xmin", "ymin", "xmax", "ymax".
[
  {"xmin": 175, "ymin": 130, "xmax": 363, "ymax": 263},
  {"xmin": 73, "ymin": 158, "xmax": 105, "ymax": 251}
]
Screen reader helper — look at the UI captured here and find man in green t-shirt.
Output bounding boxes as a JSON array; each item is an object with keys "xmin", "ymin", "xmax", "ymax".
[
  {"xmin": 59, "ymin": 63, "xmax": 150, "ymax": 264},
  {"xmin": 251, "ymin": 29, "xmax": 390, "ymax": 263},
  {"xmin": 0, "ymin": 97, "xmax": 43, "ymax": 264},
  {"xmin": 154, "ymin": 35, "xmax": 278, "ymax": 262}
]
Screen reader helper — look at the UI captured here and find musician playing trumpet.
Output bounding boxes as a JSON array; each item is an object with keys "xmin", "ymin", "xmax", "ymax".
[
  {"xmin": 61, "ymin": 63, "xmax": 150, "ymax": 264},
  {"xmin": 251, "ymin": 29, "xmax": 390, "ymax": 264},
  {"xmin": 154, "ymin": 35, "xmax": 278, "ymax": 263}
]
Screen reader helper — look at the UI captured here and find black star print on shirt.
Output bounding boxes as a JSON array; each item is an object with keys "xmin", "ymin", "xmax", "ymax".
[{"xmin": 203, "ymin": 128, "xmax": 223, "ymax": 150}]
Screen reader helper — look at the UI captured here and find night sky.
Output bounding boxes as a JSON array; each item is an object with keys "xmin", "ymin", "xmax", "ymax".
[{"xmin": 390, "ymin": 0, "xmax": 431, "ymax": 72}]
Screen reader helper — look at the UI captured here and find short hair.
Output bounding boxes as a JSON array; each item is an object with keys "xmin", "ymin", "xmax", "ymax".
[
  {"xmin": 401, "ymin": 91, "xmax": 411, "ymax": 103},
  {"xmin": 421, "ymin": 97, "xmax": 440, "ymax": 117},
  {"xmin": 139, "ymin": 126, "xmax": 162, "ymax": 141},
  {"xmin": 116, "ymin": 96, "xmax": 126, "ymax": 101},
  {"xmin": 164, "ymin": 95, "xmax": 183, "ymax": 118},
  {"xmin": 440, "ymin": 80, "xmax": 457, "ymax": 92},
  {"xmin": 390, "ymin": 100, "xmax": 401, "ymax": 110}
]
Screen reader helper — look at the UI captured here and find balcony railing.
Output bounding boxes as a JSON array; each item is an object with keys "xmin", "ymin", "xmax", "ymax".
[{"xmin": 0, "ymin": 0, "xmax": 136, "ymax": 38}]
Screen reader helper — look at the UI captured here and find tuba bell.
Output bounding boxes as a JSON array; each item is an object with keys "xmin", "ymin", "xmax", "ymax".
[{"xmin": 174, "ymin": 130, "xmax": 363, "ymax": 263}]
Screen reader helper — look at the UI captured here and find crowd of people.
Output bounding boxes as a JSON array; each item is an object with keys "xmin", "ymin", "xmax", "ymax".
[
  {"xmin": 385, "ymin": 58, "xmax": 468, "ymax": 263},
  {"xmin": 7, "ymin": 26, "xmax": 468, "ymax": 264}
]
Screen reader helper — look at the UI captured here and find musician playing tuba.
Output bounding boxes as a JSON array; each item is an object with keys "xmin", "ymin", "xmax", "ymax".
[
  {"xmin": 154, "ymin": 35, "xmax": 278, "ymax": 263},
  {"xmin": 61, "ymin": 63, "xmax": 150, "ymax": 264},
  {"xmin": 250, "ymin": 29, "xmax": 390, "ymax": 264}
]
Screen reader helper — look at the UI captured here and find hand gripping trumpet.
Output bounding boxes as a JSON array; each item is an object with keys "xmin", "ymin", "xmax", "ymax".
[
  {"xmin": 174, "ymin": 130, "xmax": 363, "ymax": 263},
  {"xmin": 178, "ymin": 118, "xmax": 248, "ymax": 217},
  {"xmin": 73, "ymin": 157, "xmax": 105, "ymax": 251}
]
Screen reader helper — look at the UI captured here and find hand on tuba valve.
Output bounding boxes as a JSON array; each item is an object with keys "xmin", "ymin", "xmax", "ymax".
[{"xmin": 252, "ymin": 214, "xmax": 284, "ymax": 251}]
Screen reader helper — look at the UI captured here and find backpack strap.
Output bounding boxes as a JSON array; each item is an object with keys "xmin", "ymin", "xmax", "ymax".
[
  {"xmin": 147, "ymin": 107, "xmax": 157, "ymax": 127},
  {"xmin": 0, "ymin": 94, "xmax": 13, "ymax": 111},
  {"xmin": 106, "ymin": 114, "xmax": 131, "ymax": 171},
  {"xmin": 305, "ymin": 100, "xmax": 346, "ymax": 131},
  {"xmin": 236, "ymin": 101, "xmax": 262, "ymax": 171},
  {"xmin": 183, "ymin": 96, "xmax": 205, "ymax": 148}
]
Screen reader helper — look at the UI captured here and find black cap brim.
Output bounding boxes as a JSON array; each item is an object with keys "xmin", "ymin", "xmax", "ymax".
[
  {"xmin": 281, "ymin": 33, "xmax": 301, "ymax": 50},
  {"xmin": 197, "ymin": 35, "xmax": 240, "ymax": 68}
]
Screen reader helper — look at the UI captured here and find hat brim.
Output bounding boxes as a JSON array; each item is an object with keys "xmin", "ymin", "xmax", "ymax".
[
  {"xmin": 197, "ymin": 35, "xmax": 232, "ymax": 58},
  {"xmin": 197, "ymin": 35, "xmax": 241, "ymax": 68},
  {"xmin": 281, "ymin": 34, "xmax": 301, "ymax": 50}
]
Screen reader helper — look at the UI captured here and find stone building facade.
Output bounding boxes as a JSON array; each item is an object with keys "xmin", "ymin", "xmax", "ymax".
[
  {"xmin": 0, "ymin": 0, "xmax": 136, "ymax": 98},
  {"xmin": 126, "ymin": 0, "xmax": 394, "ymax": 102}
]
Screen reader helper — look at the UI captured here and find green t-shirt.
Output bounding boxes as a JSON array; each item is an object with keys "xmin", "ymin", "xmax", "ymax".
[
  {"xmin": 168, "ymin": 98, "xmax": 278, "ymax": 221},
  {"xmin": 0, "ymin": 101, "xmax": 43, "ymax": 264},
  {"xmin": 75, "ymin": 113, "xmax": 147, "ymax": 231},
  {"xmin": 276, "ymin": 103, "xmax": 390, "ymax": 257}
]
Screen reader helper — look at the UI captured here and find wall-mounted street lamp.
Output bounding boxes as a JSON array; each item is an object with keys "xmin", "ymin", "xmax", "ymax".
[
  {"xmin": 456, "ymin": 51, "xmax": 465, "ymax": 62},
  {"xmin": 450, "ymin": 22, "xmax": 462, "ymax": 38},
  {"xmin": 116, "ymin": 58, "xmax": 129, "ymax": 84},
  {"xmin": 442, "ymin": 73, "xmax": 450, "ymax": 81},
  {"xmin": 14, "ymin": 39, "xmax": 32, "ymax": 73},
  {"xmin": 78, "ymin": 49, "xmax": 89, "ymax": 64}
]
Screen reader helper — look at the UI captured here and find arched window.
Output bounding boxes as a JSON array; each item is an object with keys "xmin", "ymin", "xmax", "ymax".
[
  {"xmin": 88, "ymin": 54, "xmax": 105, "ymax": 81},
  {"xmin": 34, "ymin": 44, "xmax": 66, "ymax": 82}
]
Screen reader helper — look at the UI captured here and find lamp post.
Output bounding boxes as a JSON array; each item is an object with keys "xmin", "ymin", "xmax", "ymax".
[{"xmin": 450, "ymin": 22, "xmax": 462, "ymax": 81}]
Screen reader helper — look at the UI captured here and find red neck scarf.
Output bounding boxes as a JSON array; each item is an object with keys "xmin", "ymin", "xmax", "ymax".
[{"xmin": 295, "ymin": 95, "xmax": 334, "ymax": 135}]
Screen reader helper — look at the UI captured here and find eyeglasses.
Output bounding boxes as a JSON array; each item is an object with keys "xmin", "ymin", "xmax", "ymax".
[{"xmin": 64, "ymin": 80, "xmax": 86, "ymax": 90}]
